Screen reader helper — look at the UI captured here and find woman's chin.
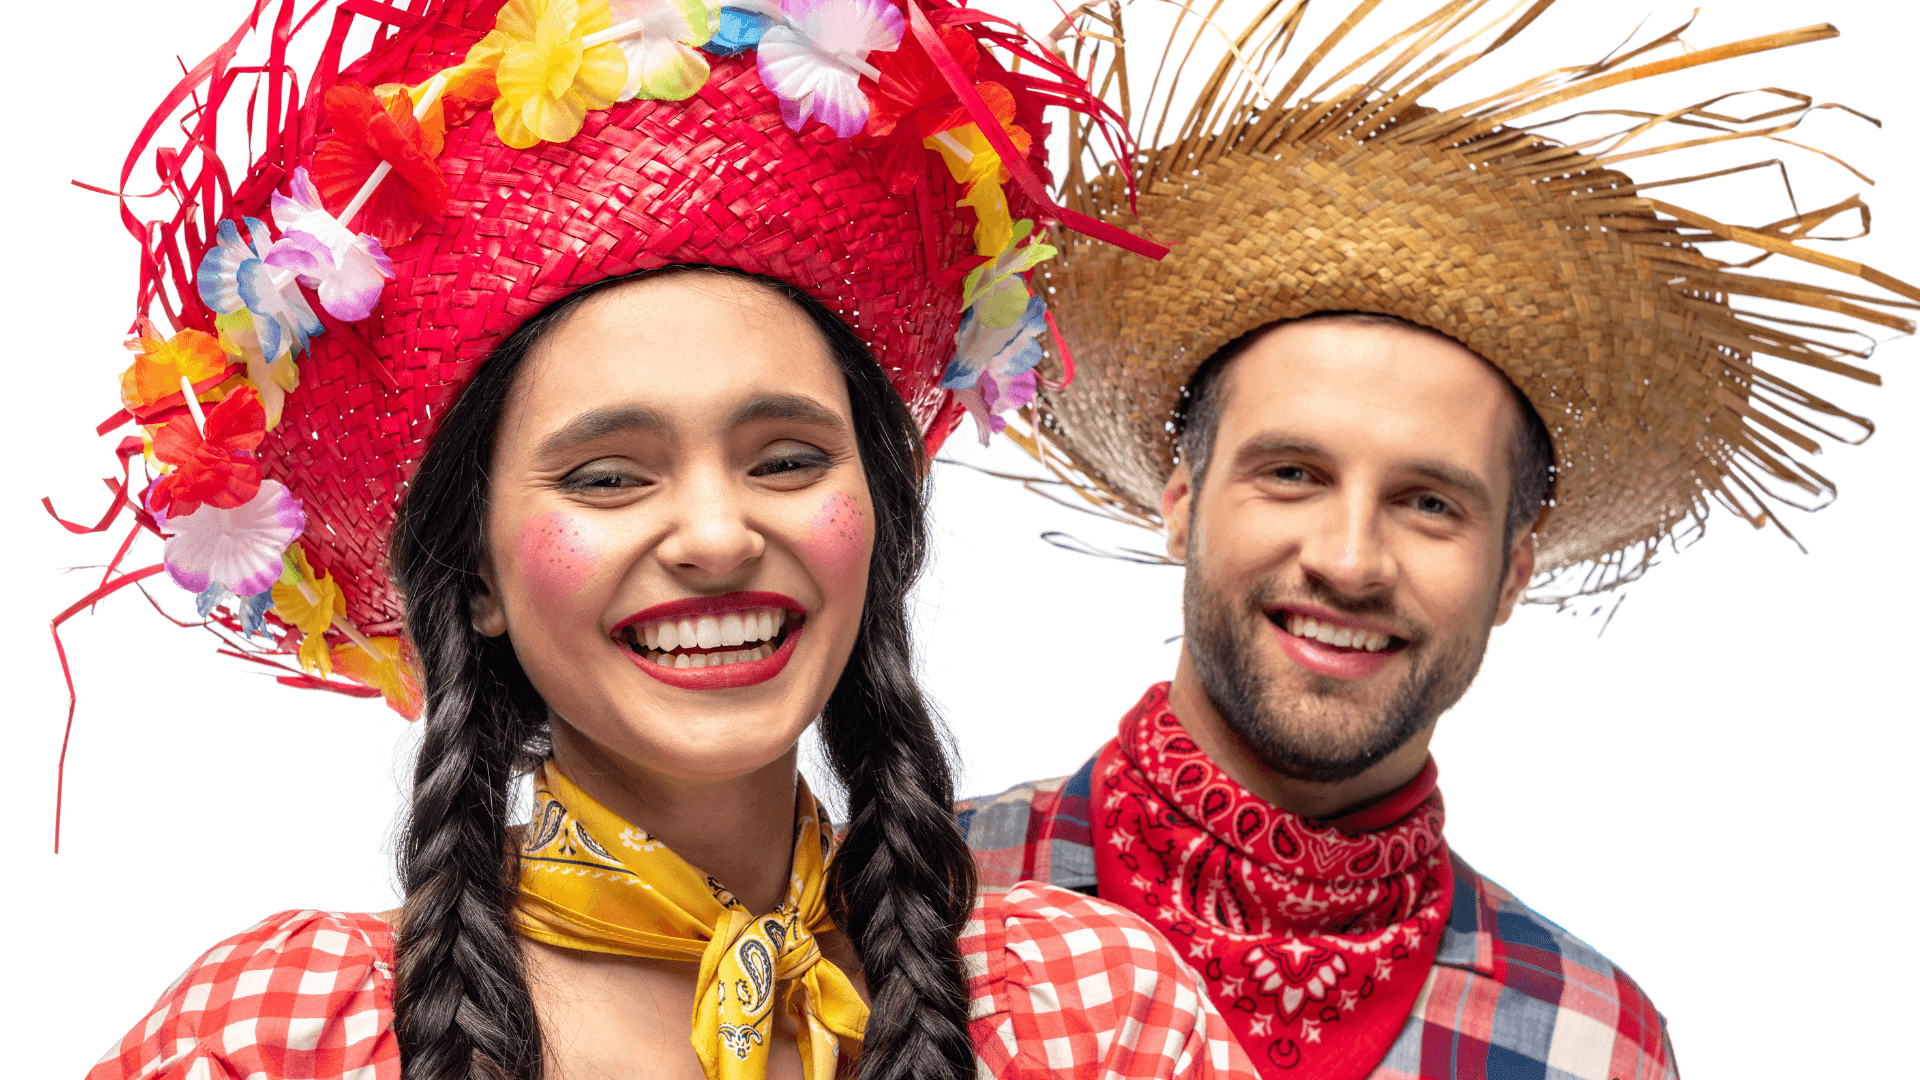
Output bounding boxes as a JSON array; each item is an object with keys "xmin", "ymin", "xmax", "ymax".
[{"xmin": 544, "ymin": 682, "xmax": 824, "ymax": 785}]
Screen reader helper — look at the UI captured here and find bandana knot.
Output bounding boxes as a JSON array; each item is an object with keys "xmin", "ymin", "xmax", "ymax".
[
  {"xmin": 514, "ymin": 762, "xmax": 864, "ymax": 1080},
  {"xmin": 1093, "ymin": 683, "xmax": 1453, "ymax": 1079}
]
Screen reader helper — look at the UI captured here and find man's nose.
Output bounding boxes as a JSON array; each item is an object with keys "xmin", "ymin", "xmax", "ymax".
[{"xmin": 1296, "ymin": 490, "xmax": 1396, "ymax": 598}]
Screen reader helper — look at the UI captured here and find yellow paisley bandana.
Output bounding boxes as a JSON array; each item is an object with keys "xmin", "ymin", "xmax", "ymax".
[{"xmin": 513, "ymin": 761, "xmax": 865, "ymax": 1080}]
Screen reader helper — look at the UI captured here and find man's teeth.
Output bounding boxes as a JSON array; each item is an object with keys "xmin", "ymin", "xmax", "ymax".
[
  {"xmin": 1283, "ymin": 612, "xmax": 1393, "ymax": 652},
  {"xmin": 638, "ymin": 607, "xmax": 786, "ymax": 652}
]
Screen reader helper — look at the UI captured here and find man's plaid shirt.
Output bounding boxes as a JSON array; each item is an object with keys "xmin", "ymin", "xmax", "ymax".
[{"xmin": 959, "ymin": 755, "xmax": 1679, "ymax": 1080}]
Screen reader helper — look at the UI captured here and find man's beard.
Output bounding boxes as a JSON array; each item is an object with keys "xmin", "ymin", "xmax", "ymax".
[{"xmin": 1182, "ymin": 564, "xmax": 1494, "ymax": 785}]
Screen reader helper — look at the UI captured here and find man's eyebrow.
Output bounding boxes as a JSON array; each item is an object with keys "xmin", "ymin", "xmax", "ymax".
[
  {"xmin": 1407, "ymin": 460, "xmax": 1493, "ymax": 509},
  {"xmin": 1229, "ymin": 434, "xmax": 1328, "ymax": 467},
  {"xmin": 1232, "ymin": 434, "xmax": 1495, "ymax": 508},
  {"xmin": 728, "ymin": 394, "xmax": 848, "ymax": 431},
  {"xmin": 534, "ymin": 406, "xmax": 670, "ymax": 458}
]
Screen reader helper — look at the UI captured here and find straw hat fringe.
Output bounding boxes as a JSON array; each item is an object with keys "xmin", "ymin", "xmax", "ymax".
[{"xmin": 1010, "ymin": 0, "xmax": 1918, "ymax": 599}]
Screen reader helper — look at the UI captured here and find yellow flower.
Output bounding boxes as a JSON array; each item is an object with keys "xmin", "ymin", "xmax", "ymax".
[
  {"xmin": 215, "ymin": 311, "xmax": 299, "ymax": 429},
  {"xmin": 331, "ymin": 635, "xmax": 423, "ymax": 719},
  {"xmin": 484, "ymin": 0, "xmax": 628, "ymax": 149},
  {"xmin": 925, "ymin": 121, "xmax": 1032, "ymax": 256},
  {"xmin": 271, "ymin": 544, "xmax": 346, "ymax": 678}
]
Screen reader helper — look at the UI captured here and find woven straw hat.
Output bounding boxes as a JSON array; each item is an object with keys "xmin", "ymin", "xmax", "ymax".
[
  {"xmin": 1022, "ymin": 0, "xmax": 1919, "ymax": 590},
  {"xmin": 56, "ymin": 0, "xmax": 1153, "ymax": 719}
]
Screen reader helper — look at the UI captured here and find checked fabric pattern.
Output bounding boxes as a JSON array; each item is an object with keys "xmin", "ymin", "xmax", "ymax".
[
  {"xmin": 964, "ymin": 882, "xmax": 1258, "ymax": 1079},
  {"xmin": 87, "ymin": 910, "xmax": 398, "ymax": 1080},
  {"xmin": 960, "ymin": 753, "xmax": 1679, "ymax": 1080},
  {"xmin": 91, "ymin": 887, "xmax": 1256, "ymax": 1079}
]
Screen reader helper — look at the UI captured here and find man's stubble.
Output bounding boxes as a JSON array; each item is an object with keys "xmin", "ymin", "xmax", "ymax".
[{"xmin": 1181, "ymin": 559, "xmax": 1495, "ymax": 785}]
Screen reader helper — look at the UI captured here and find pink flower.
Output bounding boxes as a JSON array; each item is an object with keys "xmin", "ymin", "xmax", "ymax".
[
  {"xmin": 757, "ymin": 0, "xmax": 903, "ymax": 138},
  {"xmin": 267, "ymin": 168, "xmax": 394, "ymax": 322},
  {"xmin": 953, "ymin": 367, "xmax": 1035, "ymax": 446},
  {"xmin": 162, "ymin": 480, "xmax": 307, "ymax": 597}
]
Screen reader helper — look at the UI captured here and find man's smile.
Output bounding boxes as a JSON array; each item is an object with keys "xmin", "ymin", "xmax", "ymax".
[{"xmin": 1266, "ymin": 605, "xmax": 1408, "ymax": 680}]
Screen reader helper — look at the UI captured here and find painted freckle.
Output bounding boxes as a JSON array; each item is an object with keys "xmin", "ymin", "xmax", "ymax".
[
  {"xmin": 802, "ymin": 491, "xmax": 868, "ymax": 580},
  {"xmin": 518, "ymin": 511, "xmax": 602, "ymax": 595}
]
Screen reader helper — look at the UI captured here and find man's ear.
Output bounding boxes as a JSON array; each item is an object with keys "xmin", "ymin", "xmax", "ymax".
[
  {"xmin": 472, "ymin": 552, "xmax": 508, "ymax": 638},
  {"xmin": 1162, "ymin": 462, "xmax": 1194, "ymax": 563},
  {"xmin": 1492, "ymin": 525, "xmax": 1536, "ymax": 626}
]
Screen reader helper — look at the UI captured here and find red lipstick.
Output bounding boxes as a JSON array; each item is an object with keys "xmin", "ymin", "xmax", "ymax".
[
  {"xmin": 614, "ymin": 591, "xmax": 806, "ymax": 691},
  {"xmin": 612, "ymin": 591, "xmax": 805, "ymax": 634}
]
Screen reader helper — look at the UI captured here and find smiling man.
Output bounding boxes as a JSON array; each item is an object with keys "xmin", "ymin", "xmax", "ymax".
[
  {"xmin": 955, "ymin": 3, "xmax": 1918, "ymax": 1079},
  {"xmin": 961, "ymin": 312, "xmax": 1609, "ymax": 1080},
  {"xmin": 1165, "ymin": 314, "xmax": 1545, "ymax": 818}
]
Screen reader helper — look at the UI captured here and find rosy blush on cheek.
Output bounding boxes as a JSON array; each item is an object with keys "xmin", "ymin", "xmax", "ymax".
[
  {"xmin": 516, "ymin": 512, "xmax": 605, "ymax": 596},
  {"xmin": 800, "ymin": 492, "xmax": 869, "ymax": 583}
]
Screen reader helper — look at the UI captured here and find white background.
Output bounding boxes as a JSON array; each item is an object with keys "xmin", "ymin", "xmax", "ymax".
[{"xmin": 5, "ymin": 1, "xmax": 1915, "ymax": 1077}]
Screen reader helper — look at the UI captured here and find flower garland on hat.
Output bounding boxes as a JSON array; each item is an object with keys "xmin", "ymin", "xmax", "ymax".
[{"xmin": 48, "ymin": 0, "xmax": 1164, "ymax": 849}]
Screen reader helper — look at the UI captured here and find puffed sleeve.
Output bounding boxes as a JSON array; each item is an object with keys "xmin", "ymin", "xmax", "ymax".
[
  {"xmin": 962, "ymin": 881, "xmax": 1258, "ymax": 1079},
  {"xmin": 85, "ymin": 910, "xmax": 399, "ymax": 1080}
]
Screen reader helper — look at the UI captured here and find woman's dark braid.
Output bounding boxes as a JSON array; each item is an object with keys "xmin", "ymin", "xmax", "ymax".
[
  {"xmin": 391, "ymin": 623, "xmax": 549, "ymax": 1079},
  {"xmin": 389, "ymin": 314, "xmax": 556, "ymax": 1079},
  {"xmin": 820, "ymin": 633, "xmax": 979, "ymax": 1080},
  {"xmin": 386, "ymin": 266, "xmax": 979, "ymax": 1079},
  {"xmin": 815, "ymin": 319, "xmax": 979, "ymax": 1080}
]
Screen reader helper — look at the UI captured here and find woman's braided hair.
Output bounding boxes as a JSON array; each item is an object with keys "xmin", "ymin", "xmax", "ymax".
[{"xmin": 387, "ymin": 265, "xmax": 976, "ymax": 1079}]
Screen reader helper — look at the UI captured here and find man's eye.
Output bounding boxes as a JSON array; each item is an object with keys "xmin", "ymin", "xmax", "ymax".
[
  {"xmin": 1272, "ymin": 465, "xmax": 1310, "ymax": 483},
  {"xmin": 1414, "ymin": 494, "xmax": 1452, "ymax": 515}
]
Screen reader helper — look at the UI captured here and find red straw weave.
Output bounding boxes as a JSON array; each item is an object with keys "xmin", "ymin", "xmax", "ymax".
[{"xmin": 156, "ymin": 0, "xmax": 1080, "ymax": 632}]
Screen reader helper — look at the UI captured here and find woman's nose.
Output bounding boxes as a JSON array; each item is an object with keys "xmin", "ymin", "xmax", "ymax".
[{"xmin": 652, "ymin": 477, "xmax": 766, "ymax": 579}]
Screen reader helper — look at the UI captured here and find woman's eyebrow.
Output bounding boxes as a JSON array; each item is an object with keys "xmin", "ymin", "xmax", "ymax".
[
  {"xmin": 534, "ymin": 405, "xmax": 671, "ymax": 458},
  {"xmin": 729, "ymin": 394, "xmax": 848, "ymax": 431}
]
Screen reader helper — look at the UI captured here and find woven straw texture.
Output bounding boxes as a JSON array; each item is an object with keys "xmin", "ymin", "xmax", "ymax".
[
  {"xmin": 228, "ymin": 0, "xmax": 995, "ymax": 632},
  {"xmin": 1028, "ymin": 0, "xmax": 1918, "ymax": 587}
]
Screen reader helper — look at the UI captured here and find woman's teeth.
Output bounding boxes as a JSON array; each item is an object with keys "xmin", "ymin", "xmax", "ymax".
[
  {"xmin": 639, "ymin": 607, "xmax": 785, "ymax": 651},
  {"xmin": 656, "ymin": 643, "xmax": 776, "ymax": 668},
  {"xmin": 620, "ymin": 607, "xmax": 791, "ymax": 667},
  {"xmin": 1283, "ymin": 612, "xmax": 1394, "ymax": 653}
]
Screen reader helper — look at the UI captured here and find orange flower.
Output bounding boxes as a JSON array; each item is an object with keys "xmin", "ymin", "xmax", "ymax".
[
  {"xmin": 119, "ymin": 329, "xmax": 234, "ymax": 414},
  {"xmin": 373, "ymin": 56, "xmax": 503, "ymax": 158},
  {"xmin": 331, "ymin": 635, "xmax": 423, "ymax": 719},
  {"xmin": 311, "ymin": 83, "xmax": 450, "ymax": 248}
]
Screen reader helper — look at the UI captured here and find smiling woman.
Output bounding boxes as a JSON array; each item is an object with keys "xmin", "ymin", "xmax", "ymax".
[
  {"xmin": 384, "ymin": 266, "xmax": 927, "ymax": 1077},
  {"xmin": 59, "ymin": 1, "xmax": 1256, "ymax": 1078}
]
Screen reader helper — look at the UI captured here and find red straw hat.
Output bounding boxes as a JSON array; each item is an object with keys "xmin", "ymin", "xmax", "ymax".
[{"xmin": 51, "ymin": 0, "xmax": 1159, "ymax": 745}]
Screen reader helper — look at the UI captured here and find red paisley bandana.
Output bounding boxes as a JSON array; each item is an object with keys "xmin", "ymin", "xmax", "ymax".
[{"xmin": 1092, "ymin": 683, "xmax": 1453, "ymax": 1079}]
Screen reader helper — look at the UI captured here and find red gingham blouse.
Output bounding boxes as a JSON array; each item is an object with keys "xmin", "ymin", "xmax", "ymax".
[{"xmin": 88, "ymin": 882, "xmax": 1258, "ymax": 1079}]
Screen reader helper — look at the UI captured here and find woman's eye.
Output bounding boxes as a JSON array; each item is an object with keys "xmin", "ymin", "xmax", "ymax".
[
  {"xmin": 559, "ymin": 469, "xmax": 643, "ymax": 492},
  {"xmin": 752, "ymin": 451, "xmax": 832, "ymax": 478}
]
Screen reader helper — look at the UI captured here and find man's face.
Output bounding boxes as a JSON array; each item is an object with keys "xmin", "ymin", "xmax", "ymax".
[{"xmin": 1164, "ymin": 319, "xmax": 1534, "ymax": 783}]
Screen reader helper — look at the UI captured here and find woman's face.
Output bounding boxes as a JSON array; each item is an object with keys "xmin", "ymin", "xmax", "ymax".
[{"xmin": 474, "ymin": 274, "xmax": 874, "ymax": 784}]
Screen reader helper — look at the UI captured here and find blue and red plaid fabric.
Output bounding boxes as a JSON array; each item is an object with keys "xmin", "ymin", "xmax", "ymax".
[{"xmin": 959, "ymin": 754, "xmax": 1679, "ymax": 1080}]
